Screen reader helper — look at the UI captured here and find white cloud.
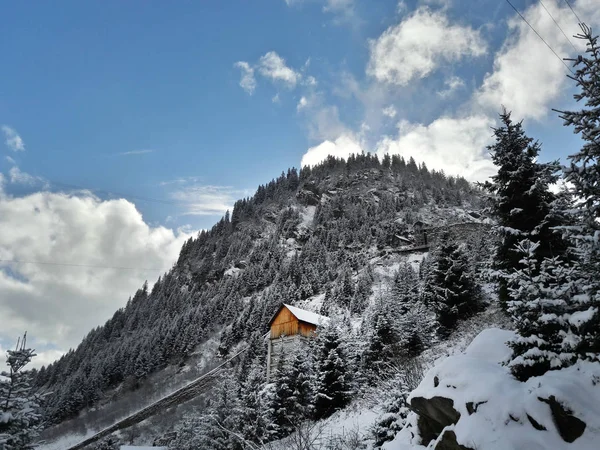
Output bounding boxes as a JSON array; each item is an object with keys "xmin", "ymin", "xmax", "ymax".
[
  {"xmin": 304, "ymin": 75, "xmax": 317, "ymax": 87},
  {"xmin": 8, "ymin": 166, "xmax": 45, "ymax": 186},
  {"xmin": 301, "ymin": 133, "xmax": 364, "ymax": 167},
  {"xmin": 382, "ymin": 105, "xmax": 397, "ymax": 118},
  {"xmin": 297, "ymin": 96, "xmax": 309, "ymax": 111},
  {"xmin": 258, "ymin": 51, "xmax": 302, "ymax": 88},
  {"xmin": 5, "ymin": 156, "xmax": 16, "ymax": 165},
  {"xmin": 437, "ymin": 75, "xmax": 465, "ymax": 97},
  {"xmin": 117, "ymin": 149, "xmax": 154, "ymax": 156},
  {"xmin": 168, "ymin": 184, "xmax": 247, "ymax": 216},
  {"xmin": 0, "ymin": 191, "xmax": 193, "ymax": 363},
  {"xmin": 308, "ymin": 105, "xmax": 349, "ymax": 141},
  {"xmin": 235, "ymin": 52, "xmax": 308, "ymax": 94},
  {"xmin": 272, "ymin": 93, "xmax": 281, "ymax": 103},
  {"xmin": 376, "ymin": 115, "xmax": 496, "ymax": 182},
  {"xmin": 284, "ymin": 0, "xmax": 356, "ymax": 23},
  {"xmin": 367, "ymin": 7, "xmax": 486, "ymax": 86},
  {"xmin": 1, "ymin": 125, "xmax": 25, "ymax": 152},
  {"xmin": 234, "ymin": 61, "xmax": 257, "ymax": 95},
  {"xmin": 474, "ymin": 0, "xmax": 584, "ymax": 120},
  {"xmin": 299, "ymin": 0, "xmax": 600, "ymax": 184},
  {"xmin": 323, "ymin": 0, "xmax": 356, "ymax": 23}
]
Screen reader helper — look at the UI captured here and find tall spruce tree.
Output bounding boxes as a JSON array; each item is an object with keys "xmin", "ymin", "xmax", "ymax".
[
  {"xmin": 423, "ymin": 235, "xmax": 481, "ymax": 337},
  {"xmin": 483, "ymin": 109, "xmax": 566, "ymax": 306},
  {"xmin": 506, "ymin": 240, "xmax": 582, "ymax": 380},
  {"xmin": 0, "ymin": 334, "xmax": 41, "ymax": 450},
  {"xmin": 364, "ymin": 309, "xmax": 400, "ymax": 380},
  {"xmin": 555, "ymin": 24, "xmax": 600, "ymax": 358},
  {"xmin": 506, "ymin": 26, "xmax": 600, "ymax": 380},
  {"xmin": 313, "ymin": 322, "xmax": 351, "ymax": 420}
]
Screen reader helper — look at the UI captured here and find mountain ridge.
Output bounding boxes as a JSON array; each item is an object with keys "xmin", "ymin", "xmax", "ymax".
[{"xmin": 33, "ymin": 153, "xmax": 489, "ymax": 436}]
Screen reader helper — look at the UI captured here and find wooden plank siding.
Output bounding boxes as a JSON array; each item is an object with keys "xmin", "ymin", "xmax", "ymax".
[
  {"xmin": 270, "ymin": 306, "xmax": 317, "ymax": 339},
  {"xmin": 298, "ymin": 321, "xmax": 317, "ymax": 338}
]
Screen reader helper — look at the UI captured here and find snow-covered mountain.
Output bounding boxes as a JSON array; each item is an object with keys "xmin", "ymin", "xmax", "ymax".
[{"xmin": 34, "ymin": 154, "xmax": 495, "ymax": 448}]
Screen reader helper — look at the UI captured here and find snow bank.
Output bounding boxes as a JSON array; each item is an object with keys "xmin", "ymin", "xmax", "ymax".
[{"xmin": 386, "ymin": 328, "xmax": 600, "ymax": 450}]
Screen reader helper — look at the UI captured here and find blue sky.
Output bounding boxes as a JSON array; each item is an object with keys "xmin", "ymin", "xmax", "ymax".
[{"xmin": 1, "ymin": 0, "xmax": 599, "ymax": 365}]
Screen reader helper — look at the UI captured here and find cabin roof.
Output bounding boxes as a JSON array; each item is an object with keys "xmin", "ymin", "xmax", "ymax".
[{"xmin": 269, "ymin": 304, "xmax": 330, "ymax": 327}]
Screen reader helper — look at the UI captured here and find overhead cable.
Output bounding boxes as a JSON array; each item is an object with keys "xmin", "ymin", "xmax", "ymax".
[{"xmin": 505, "ymin": 0, "xmax": 574, "ymax": 75}]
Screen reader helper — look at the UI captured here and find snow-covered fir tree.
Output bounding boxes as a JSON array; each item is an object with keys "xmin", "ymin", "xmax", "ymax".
[
  {"xmin": 0, "ymin": 334, "xmax": 41, "ymax": 450},
  {"xmin": 506, "ymin": 240, "xmax": 581, "ymax": 380},
  {"xmin": 313, "ymin": 321, "xmax": 351, "ymax": 420},
  {"xmin": 171, "ymin": 374, "xmax": 244, "ymax": 450},
  {"xmin": 371, "ymin": 377, "xmax": 411, "ymax": 448},
  {"xmin": 482, "ymin": 109, "xmax": 566, "ymax": 307},
  {"xmin": 556, "ymin": 24, "xmax": 600, "ymax": 358},
  {"xmin": 505, "ymin": 26, "xmax": 600, "ymax": 381},
  {"xmin": 422, "ymin": 235, "xmax": 482, "ymax": 337}
]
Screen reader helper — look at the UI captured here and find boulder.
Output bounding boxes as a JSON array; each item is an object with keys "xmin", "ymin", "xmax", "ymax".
[
  {"xmin": 296, "ymin": 188, "xmax": 320, "ymax": 206},
  {"xmin": 410, "ymin": 396, "xmax": 461, "ymax": 445},
  {"xmin": 466, "ymin": 401, "xmax": 487, "ymax": 415},
  {"xmin": 538, "ymin": 396, "xmax": 586, "ymax": 443},
  {"xmin": 435, "ymin": 429, "xmax": 474, "ymax": 450}
]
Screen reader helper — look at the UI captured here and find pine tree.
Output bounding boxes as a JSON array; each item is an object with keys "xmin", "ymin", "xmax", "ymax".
[
  {"xmin": 364, "ymin": 308, "xmax": 400, "ymax": 380},
  {"xmin": 371, "ymin": 379, "xmax": 410, "ymax": 447},
  {"xmin": 0, "ymin": 334, "xmax": 41, "ymax": 450},
  {"xmin": 268, "ymin": 353, "xmax": 296, "ymax": 437},
  {"xmin": 423, "ymin": 236, "xmax": 482, "ymax": 337},
  {"xmin": 239, "ymin": 364, "xmax": 268, "ymax": 445},
  {"xmin": 483, "ymin": 109, "xmax": 566, "ymax": 307},
  {"xmin": 553, "ymin": 24, "xmax": 600, "ymax": 359},
  {"xmin": 265, "ymin": 343, "xmax": 314, "ymax": 438},
  {"xmin": 171, "ymin": 375, "xmax": 244, "ymax": 450},
  {"xmin": 392, "ymin": 264, "xmax": 429, "ymax": 356},
  {"xmin": 506, "ymin": 240, "xmax": 582, "ymax": 380},
  {"xmin": 313, "ymin": 322, "xmax": 351, "ymax": 420}
]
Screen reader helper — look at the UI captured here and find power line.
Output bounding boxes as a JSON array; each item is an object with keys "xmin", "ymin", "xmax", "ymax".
[
  {"xmin": 504, "ymin": 0, "xmax": 574, "ymax": 75},
  {"xmin": 0, "ymin": 259, "xmax": 164, "ymax": 271},
  {"xmin": 563, "ymin": 0, "xmax": 583, "ymax": 24},
  {"xmin": 538, "ymin": 0, "xmax": 577, "ymax": 51}
]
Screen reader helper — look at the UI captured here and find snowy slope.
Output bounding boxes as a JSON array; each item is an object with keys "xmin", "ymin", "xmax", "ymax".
[{"xmin": 386, "ymin": 328, "xmax": 600, "ymax": 450}]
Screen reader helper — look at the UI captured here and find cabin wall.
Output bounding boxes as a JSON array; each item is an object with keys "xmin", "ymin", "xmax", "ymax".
[
  {"xmin": 298, "ymin": 322, "xmax": 317, "ymax": 337},
  {"xmin": 270, "ymin": 307, "xmax": 299, "ymax": 339}
]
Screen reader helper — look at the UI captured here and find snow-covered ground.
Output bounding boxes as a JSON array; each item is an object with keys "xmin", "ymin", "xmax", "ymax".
[{"xmin": 386, "ymin": 328, "xmax": 600, "ymax": 450}]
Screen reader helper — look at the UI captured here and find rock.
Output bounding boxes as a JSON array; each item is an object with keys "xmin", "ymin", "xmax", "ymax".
[
  {"xmin": 411, "ymin": 396, "xmax": 461, "ymax": 445},
  {"xmin": 526, "ymin": 414, "xmax": 547, "ymax": 431},
  {"xmin": 435, "ymin": 429, "xmax": 474, "ymax": 450},
  {"xmin": 538, "ymin": 396, "xmax": 586, "ymax": 443},
  {"xmin": 296, "ymin": 188, "xmax": 320, "ymax": 206},
  {"xmin": 466, "ymin": 401, "xmax": 487, "ymax": 415}
]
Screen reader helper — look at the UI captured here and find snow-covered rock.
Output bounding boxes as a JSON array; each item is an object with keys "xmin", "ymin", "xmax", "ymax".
[{"xmin": 385, "ymin": 328, "xmax": 600, "ymax": 450}]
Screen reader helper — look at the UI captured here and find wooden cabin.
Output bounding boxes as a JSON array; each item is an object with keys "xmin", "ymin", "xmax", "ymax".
[{"xmin": 267, "ymin": 304, "xmax": 329, "ymax": 381}]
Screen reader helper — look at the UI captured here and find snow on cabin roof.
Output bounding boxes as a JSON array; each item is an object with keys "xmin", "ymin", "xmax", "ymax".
[
  {"xmin": 284, "ymin": 304, "xmax": 329, "ymax": 326},
  {"xmin": 268, "ymin": 303, "xmax": 329, "ymax": 327}
]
